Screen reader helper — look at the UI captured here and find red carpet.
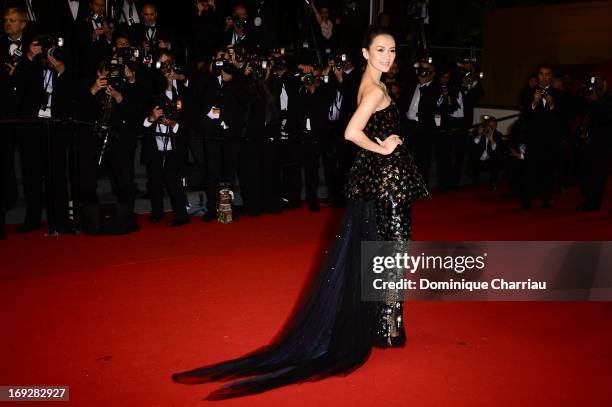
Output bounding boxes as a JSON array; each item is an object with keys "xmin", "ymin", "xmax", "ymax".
[{"xmin": 1, "ymin": 183, "xmax": 611, "ymax": 406}]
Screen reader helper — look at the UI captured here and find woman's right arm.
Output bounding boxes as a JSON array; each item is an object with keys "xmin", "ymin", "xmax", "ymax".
[{"xmin": 344, "ymin": 88, "xmax": 402, "ymax": 155}]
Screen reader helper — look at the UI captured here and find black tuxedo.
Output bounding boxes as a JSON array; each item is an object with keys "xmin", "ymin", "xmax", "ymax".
[
  {"xmin": 142, "ymin": 78, "xmax": 189, "ymax": 222},
  {"xmin": 74, "ymin": 14, "xmax": 113, "ymax": 78},
  {"xmin": 76, "ymin": 79, "xmax": 145, "ymax": 217},
  {"xmin": 55, "ymin": 0, "xmax": 90, "ymax": 49},
  {"xmin": 284, "ymin": 83, "xmax": 329, "ymax": 207},
  {"xmin": 197, "ymin": 73, "xmax": 248, "ymax": 213},
  {"xmin": 128, "ymin": 22, "xmax": 175, "ymax": 48},
  {"xmin": 520, "ymin": 86, "xmax": 566, "ymax": 204},
  {"xmin": 399, "ymin": 79, "xmax": 443, "ymax": 186},
  {"xmin": 576, "ymin": 95, "xmax": 612, "ymax": 210}
]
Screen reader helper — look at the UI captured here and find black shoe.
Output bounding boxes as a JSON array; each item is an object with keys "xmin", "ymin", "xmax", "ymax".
[
  {"xmin": 308, "ymin": 202, "xmax": 320, "ymax": 212},
  {"xmin": 15, "ymin": 223, "xmax": 42, "ymax": 234},
  {"xmin": 55, "ymin": 224, "xmax": 76, "ymax": 235},
  {"xmin": 202, "ymin": 211, "xmax": 217, "ymax": 222},
  {"xmin": 542, "ymin": 200, "xmax": 553, "ymax": 208},
  {"xmin": 167, "ymin": 217, "xmax": 190, "ymax": 227},
  {"xmin": 577, "ymin": 202, "xmax": 600, "ymax": 212},
  {"xmin": 521, "ymin": 201, "xmax": 531, "ymax": 209},
  {"xmin": 0, "ymin": 228, "xmax": 6, "ymax": 240},
  {"xmin": 149, "ymin": 214, "xmax": 164, "ymax": 223},
  {"xmin": 128, "ymin": 222, "xmax": 140, "ymax": 232},
  {"xmin": 489, "ymin": 183, "xmax": 497, "ymax": 192}
]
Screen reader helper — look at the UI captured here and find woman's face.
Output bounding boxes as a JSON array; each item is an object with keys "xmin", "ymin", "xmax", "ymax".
[{"xmin": 363, "ymin": 34, "xmax": 396, "ymax": 73}]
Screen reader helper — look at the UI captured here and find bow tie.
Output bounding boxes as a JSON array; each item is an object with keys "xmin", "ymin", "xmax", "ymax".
[
  {"xmin": 8, "ymin": 39, "xmax": 22, "ymax": 47},
  {"xmin": 69, "ymin": 0, "xmax": 79, "ymax": 2},
  {"xmin": 147, "ymin": 26, "xmax": 156, "ymax": 31}
]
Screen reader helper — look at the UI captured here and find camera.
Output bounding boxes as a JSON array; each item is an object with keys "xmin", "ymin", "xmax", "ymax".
[
  {"xmin": 155, "ymin": 60, "xmax": 183, "ymax": 75},
  {"xmin": 245, "ymin": 54, "xmax": 269, "ymax": 80},
  {"xmin": 232, "ymin": 15, "xmax": 249, "ymax": 31},
  {"xmin": 213, "ymin": 56, "xmax": 234, "ymax": 76},
  {"xmin": 156, "ymin": 97, "xmax": 182, "ymax": 122},
  {"xmin": 302, "ymin": 72, "xmax": 316, "ymax": 86},
  {"xmin": 537, "ymin": 85, "xmax": 549, "ymax": 98},
  {"xmin": 105, "ymin": 59, "xmax": 127, "ymax": 90},
  {"xmin": 580, "ymin": 75, "xmax": 604, "ymax": 98},
  {"xmin": 328, "ymin": 52, "xmax": 347, "ymax": 71},
  {"xmin": 35, "ymin": 35, "xmax": 65, "ymax": 61},
  {"xmin": 272, "ymin": 56, "xmax": 286, "ymax": 71},
  {"xmin": 91, "ymin": 13, "xmax": 105, "ymax": 25},
  {"xmin": 115, "ymin": 47, "xmax": 140, "ymax": 69}
]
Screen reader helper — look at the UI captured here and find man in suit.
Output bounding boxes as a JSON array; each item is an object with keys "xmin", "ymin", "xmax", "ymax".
[
  {"xmin": 575, "ymin": 77, "xmax": 612, "ymax": 212},
  {"xmin": 76, "ymin": 58, "xmax": 145, "ymax": 231},
  {"xmin": 446, "ymin": 60, "xmax": 485, "ymax": 189},
  {"xmin": 55, "ymin": 0, "xmax": 90, "ymax": 44},
  {"xmin": 128, "ymin": 3, "xmax": 174, "ymax": 53},
  {"xmin": 467, "ymin": 116, "xmax": 503, "ymax": 190},
  {"xmin": 520, "ymin": 63, "xmax": 566, "ymax": 208},
  {"xmin": 142, "ymin": 49, "xmax": 190, "ymax": 226},
  {"xmin": 196, "ymin": 49, "xmax": 247, "ymax": 221},
  {"xmin": 285, "ymin": 65, "xmax": 329, "ymax": 212},
  {"xmin": 74, "ymin": 0, "xmax": 113, "ymax": 78},
  {"xmin": 1, "ymin": 7, "xmax": 49, "ymax": 233},
  {"xmin": 399, "ymin": 58, "xmax": 442, "ymax": 186}
]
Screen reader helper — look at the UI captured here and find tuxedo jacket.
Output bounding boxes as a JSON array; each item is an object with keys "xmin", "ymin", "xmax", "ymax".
[
  {"xmin": 399, "ymin": 79, "xmax": 443, "ymax": 130},
  {"xmin": 520, "ymin": 87, "xmax": 566, "ymax": 148},
  {"xmin": 0, "ymin": 36, "xmax": 41, "ymax": 118},
  {"xmin": 471, "ymin": 130, "xmax": 503, "ymax": 161},
  {"xmin": 128, "ymin": 23, "xmax": 175, "ymax": 48},
  {"xmin": 197, "ymin": 74, "xmax": 248, "ymax": 141}
]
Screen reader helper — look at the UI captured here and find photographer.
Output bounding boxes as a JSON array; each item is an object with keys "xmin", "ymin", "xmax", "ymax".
[
  {"xmin": 520, "ymin": 63, "xmax": 566, "ymax": 208},
  {"xmin": 400, "ymin": 58, "xmax": 442, "ymax": 186},
  {"xmin": 197, "ymin": 49, "xmax": 248, "ymax": 222},
  {"xmin": 74, "ymin": 0, "xmax": 114, "ymax": 78},
  {"xmin": 25, "ymin": 34, "xmax": 77, "ymax": 234},
  {"xmin": 238, "ymin": 53, "xmax": 283, "ymax": 216},
  {"xmin": 142, "ymin": 49, "xmax": 190, "ymax": 226},
  {"xmin": 321, "ymin": 50, "xmax": 358, "ymax": 207},
  {"xmin": 193, "ymin": 0, "xmax": 220, "ymax": 69},
  {"xmin": 435, "ymin": 65, "xmax": 460, "ymax": 192},
  {"xmin": 76, "ymin": 58, "xmax": 145, "ymax": 230},
  {"xmin": 575, "ymin": 76, "xmax": 612, "ymax": 212},
  {"xmin": 309, "ymin": 0, "xmax": 334, "ymax": 52},
  {"xmin": 267, "ymin": 52, "xmax": 298, "ymax": 210},
  {"xmin": 128, "ymin": 3, "xmax": 175, "ymax": 55},
  {"xmin": 448, "ymin": 59, "xmax": 485, "ymax": 189},
  {"xmin": 467, "ymin": 116, "xmax": 503, "ymax": 190},
  {"xmin": 285, "ymin": 64, "xmax": 329, "ymax": 212},
  {"xmin": 223, "ymin": 4, "xmax": 251, "ymax": 50},
  {"xmin": 1, "ymin": 7, "xmax": 31, "ymax": 222}
]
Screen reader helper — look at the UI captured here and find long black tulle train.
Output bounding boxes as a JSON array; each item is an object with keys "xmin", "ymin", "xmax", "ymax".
[{"xmin": 172, "ymin": 200, "xmax": 380, "ymax": 400}]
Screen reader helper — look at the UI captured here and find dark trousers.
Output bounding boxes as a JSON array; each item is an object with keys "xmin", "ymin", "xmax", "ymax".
[
  {"xmin": 577, "ymin": 144, "xmax": 611, "ymax": 209},
  {"xmin": 523, "ymin": 147, "xmax": 557, "ymax": 204},
  {"xmin": 204, "ymin": 136, "xmax": 240, "ymax": 212},
  {"xmin": 144, "ymin": 137, "xmax": 188, "ymax": 221},
  {"xmin": 468, "ymin": 155, "xmax": 501, "ymax": 185},
  {"xmin": 238, "ymin": 131, "xmax": 282, "ymax": 215},
  {"xmin": 445, "ymin": 118, "xmax": 469, "ymax": 188},
  {"xmin": 281, "ymin": 136, "xmax": 320, "ymax": 206},
  {"xmin": 321, "ymin": 121, "xmax": 342, "ymax": 203},
  {"xmin": 78, "ymin": 129, "xmax": 136, "ymax": 210},
  {"xmin": 405, "ymin": 120, "xmax": 436, "ymax": 186},
  {"xmin": 44, "ymin": 122, "xmax": 72, "ymax": 230},
  {"xmin": 15, "ymin": 125, "xmax": 45, "ymax": 227}
]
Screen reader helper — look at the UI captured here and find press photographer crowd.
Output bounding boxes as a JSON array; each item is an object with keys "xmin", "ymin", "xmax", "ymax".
[{"xmin": 0, "ymin": 0, "xmax": 611, "ymax": 240}]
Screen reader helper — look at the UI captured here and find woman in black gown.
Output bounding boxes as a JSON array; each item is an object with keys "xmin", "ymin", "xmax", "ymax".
[{"xmin": 172, "ymin": 27, "xmax": 429, "ymax": 400}]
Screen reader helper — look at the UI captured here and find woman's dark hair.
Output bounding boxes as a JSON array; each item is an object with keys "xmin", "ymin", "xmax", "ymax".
[{"xmin": 362, "ymin": 25, "xmax": 394, "ymax": 49}]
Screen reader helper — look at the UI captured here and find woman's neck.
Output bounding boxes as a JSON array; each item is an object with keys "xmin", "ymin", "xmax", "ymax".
[{"xmin": 364, "ymin": 64, "xmax": 382, "ymax": 86}]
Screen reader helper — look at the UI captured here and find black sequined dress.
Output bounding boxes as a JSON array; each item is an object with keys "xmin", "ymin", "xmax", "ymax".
[{"xmin": 172, "ymin": 101, "xmax": 429, "ymax": 400}]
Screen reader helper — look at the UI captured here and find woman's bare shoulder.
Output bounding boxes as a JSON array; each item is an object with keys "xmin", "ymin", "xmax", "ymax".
[{"xmin": 357, "ymin": 83, "xmax": 385, "ymax": 107}]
